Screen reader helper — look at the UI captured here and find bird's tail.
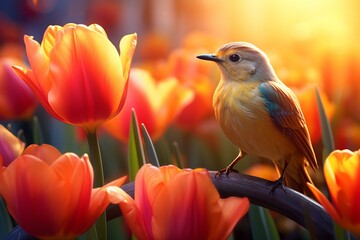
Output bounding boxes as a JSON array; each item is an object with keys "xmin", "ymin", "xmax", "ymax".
[{"xmin": 274, "ymin": 155, "xmax": 314, "ymax": 197}]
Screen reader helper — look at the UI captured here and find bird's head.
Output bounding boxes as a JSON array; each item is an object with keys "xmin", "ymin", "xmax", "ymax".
[{"xmin": 197, "ymin": 42, "xmax": 277, "ymax": 83}]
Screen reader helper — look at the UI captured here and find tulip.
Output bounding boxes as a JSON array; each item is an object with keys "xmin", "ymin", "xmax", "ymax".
[
  {"xmin": 0, "ymin": 124, "xmax": 25, "ymax": 167},
  {"xmin": 108, "ymin": 164, "xmax": 249, "ymax": 240},
  {"xmin": 103, "ymin": 69, "xmax": 193, "ymax": 142},
  {"xmin": 0, "ymin": 144, "xmax": 126, "ymax": 239},
  {"xmin": 292, "ymin": 84, "xmax": 334, "ymax": 144},
  {"xmin": 12, "ymin": 23, "xmax": 137, "ymax": 132},
  {"xmin": 0, "ymin": 58, "xmax": 37, "ymax": 120},
  {"xmin": 308, "ymin": 149, "xmax": 360, "ymax": 236},
  {"xmin": 244, "ymin": 163, "xmax": 279, "ymax": 181}
]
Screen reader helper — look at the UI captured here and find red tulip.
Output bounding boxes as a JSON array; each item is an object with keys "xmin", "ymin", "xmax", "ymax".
[
  {"xmin": 108, "ymin": 164, "xmax": 249, "ymax": 240},
  {"xmin": 13, "ymin": 23, "xmax": 136, "ymax": 132},
  {"xmin": 0, "ymin": 124, "xmax": 25, "ymax": 167},
  {"xmin": 0, "ymin": 58, "xmax": 37, "ymax": 120},
  {"xmin": 0, "ymin": 144, "xmax": 126, "ymax": 239}
]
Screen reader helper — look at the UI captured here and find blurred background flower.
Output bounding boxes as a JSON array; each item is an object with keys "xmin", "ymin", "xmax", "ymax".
[
  {"xmin": 103, "ymin": 68, "xmax": 194, "ymax": 142},
  {"xmin": 0, "ymin": 58, "xmax": 37, "ymax": 121},
  {"xmin": 0, "ymin": 124, "xmax": 25, "ymax": 167}
]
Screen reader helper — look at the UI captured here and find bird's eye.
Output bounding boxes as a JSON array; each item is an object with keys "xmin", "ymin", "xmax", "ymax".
[{"xmin": 229, "ymin": 54, "xmax": 241, "ymax": 62}]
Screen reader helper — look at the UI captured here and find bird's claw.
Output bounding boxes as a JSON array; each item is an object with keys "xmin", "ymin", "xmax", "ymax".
[
  {"xmin": 215, "ymin": 167, "xmax": 239, "ymax": 178},
  {"xmin": 266, "ymin": 178, "xmax": 286, "ymax": 195}
]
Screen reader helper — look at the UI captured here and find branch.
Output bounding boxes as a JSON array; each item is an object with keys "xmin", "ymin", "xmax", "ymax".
[{"xmin": 208, "ymin": 172, "xmax": 336, "ymax": 239}]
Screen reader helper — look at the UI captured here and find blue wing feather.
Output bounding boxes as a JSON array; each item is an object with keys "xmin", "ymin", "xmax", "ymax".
[{"xmin": 258, "ymin": 81, "xmax": 318, "ymax": 169}]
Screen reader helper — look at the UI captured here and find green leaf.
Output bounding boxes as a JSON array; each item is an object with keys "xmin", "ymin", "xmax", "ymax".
[
  {"xmin": 172, "ymin": 141, "xmax": 183, "ymax": 168},
  {"xmin": 249, "ymin": 204, "xmax": 280, "ymax": 240},
  {"xmin": 78, "ymin": 224, "xmax": 98, "ymax": 240},
  {"xmin": 154, "ymin": 138, "xmax": 173, "ymax": 166},
  {"xmin": 128, "ymin": 109, "xmax": 145, "ymax": 181},
  {"xmin": 86, "ymin": 130, "xmax": 106, "ymax": 239},
  {"xmin": 315, "ymin": 88, "xmax": 351, "ymax": 240},
  {"xmin": 0, "ymin": 197, "xmax": 12, "ymax": 239},
  {"xmin": 141, "ymin": 124, "xmax": 160, "ymax": 167},
  {"xmin": 32, "ymin": 116, "xmax": 44, "ymax": 145},
  {"xmin": 334, "ymin": 221, "xmax": 351, "ymax": 240},
  {"xmin": 315, "ymin": 87, "xmax": 335, "ymax": 158}
]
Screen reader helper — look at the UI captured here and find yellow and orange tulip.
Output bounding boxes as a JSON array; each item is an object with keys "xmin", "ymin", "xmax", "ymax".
[
  {"xmin": 103, "ymin": 69, "xmax": 193, "ymax": 142},
  {"xmin": 108, "ymin": 164, "xmax": 249, "ymax": 240},
  {"xmin": 0, "ymin": 58, "xmax": 37, "ymax": 120},
  {"xmin": 0, "ymin": 124, "xmax": 25, "ymax": 167},
  {"xmin": 0, "ymin": 144, "xmax": 126, "ymax": 239},
  {"xmin": 13, "ymin": 23, "xmax": 137, "ymax": 132},
  {"xmin": 308, "ymin": 149, "xmax": 360, "ymax": 236}
]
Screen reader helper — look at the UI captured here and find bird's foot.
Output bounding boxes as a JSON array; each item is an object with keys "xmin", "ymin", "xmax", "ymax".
[
  {"xmin": 266, "ymin": 178, "xmax": 286, "ymax": 195},
  {"xmin": 215, "ymin": 166, "xmax": 239, "ymax": 178}
]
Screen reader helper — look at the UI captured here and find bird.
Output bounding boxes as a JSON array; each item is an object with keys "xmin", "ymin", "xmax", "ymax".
[{"xmin": 197, "ymin": 42, "xmax": 318, "ymax": 195}]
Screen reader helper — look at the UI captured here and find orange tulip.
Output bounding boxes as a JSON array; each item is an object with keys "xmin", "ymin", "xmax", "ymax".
[
  {"xmin": 244, "ymin": 163, "xmax": 279, "ymax": 181},
  {"xmin": 167, "ymin": 49, "xmax": 217, "ymax": 130},
  {"xmin": 292, "ymin": 84, "xmax": 334, "ymax": 144},
  {"xmin": 103, "ymin": 69, "xmax": 193, "ymax": 142},
  {"xmin": 0, "ymin": 58, "xmax": 37, "ymax": 120},
  {"xmin": 0, "ymin": 144, "xmax": 126, "ymax": 239},
  {"xmin": 108, "ymin": 164, "xmax": 249, "ymax": 240},
  {"xmin": 12, "ymin": 23, "xmax": 137, "ymax": 132},
  {"xmin": 0, "ymin": 124, "xmax": 25, "ymax": 167},
  {"xmin": 308, "ymin": 149, "xmax": 360, "ymax": 236}
]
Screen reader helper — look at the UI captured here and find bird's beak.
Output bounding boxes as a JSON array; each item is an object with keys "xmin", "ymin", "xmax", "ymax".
[{"xmin": 196, "ymin": 54, "xmax": 222, "ymax": 62}]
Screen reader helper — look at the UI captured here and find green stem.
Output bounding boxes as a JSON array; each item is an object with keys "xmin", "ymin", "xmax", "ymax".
[
  {"xmin": 334, "ymin": 221, "xmax": 351, "ymax": 240},
  {"xmin": 86, "ymin": 130, "xmax": 104, "ymax": 187},
  {"xmin": 86, "ymin": 129, "xmax": 106, "ymax": 240}
]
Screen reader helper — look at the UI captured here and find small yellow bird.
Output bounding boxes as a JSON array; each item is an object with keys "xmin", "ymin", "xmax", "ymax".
[{"xmin": 197, "ymin": 42, "xmax": 318, "ymax": 195}]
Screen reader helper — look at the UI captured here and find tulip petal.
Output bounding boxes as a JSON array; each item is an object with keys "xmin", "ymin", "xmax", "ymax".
[
  {"xmin": 88, "ymin": 24, "xmax": 108, "ymax": 37},
  {"xmin": 103, "ymin": 69, "xmax": 194, "ymax": 141},
  {"xmin": 22, "ymin": 144, "xmax": 62, "ymax": 165},
  {"xmin": 307, "ymin": 183, "xmax": 342, "ymax": 223},
  {"xmin": 107, "ymin": 186, "xmax": 153, "ymax": 240},
  {"xmin": 0, "ymin": 59, "xmax": 37, "ymax": 120},
  {"xmin": 154, "ymin": 78, "xmax": 194, "ymax": 135},
  {"xmin": 0, "ymin": 155, "xmax": 68, "ymax": 237},
  {"xmin": 212, "ymin": 197, "xmax": 250, "ymax": 240},
  {"xmin": 41, "ymin": 25, "xmax": 63, "ymax": 58},
  {"xmin": 88, "ymin": 176, "xmax": 127, "ymax": 222},
  {"xmin": 103, "ymin": 72, "xmax": 155, "ymax": 142},
  {"xmin": 47, "ymin": 25, "xmax": 126, "ymax": 127},
  {"xmin": 151, "ymin": 170, "xmax": 211, "ymax": 239},
  {"xmin": 51, "ymin": 154, "xmax": 93, "ymax": 234},
  {"xmin": 0, "ymin": 125, "xmax": 25, "ymax": 167},
  {"xmin": 12, "ymin": 35, "xmax": 60, "ymax": 119},
  {"xmin": 152, "ymin": 167, "xmax": 247, "ymax": 240},
  {"xmin": 119, "ymin": 33, "xmax": 137, "ymax": 83},
  {"xmin": 135, "ymin": 164, "xmax": 166, "ymax": 238}
]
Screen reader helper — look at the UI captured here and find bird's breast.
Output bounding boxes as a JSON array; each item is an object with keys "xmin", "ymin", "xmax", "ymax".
[{"xmin": 213, "ymin": 80, "xmax": 295, "ymax": 161}]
